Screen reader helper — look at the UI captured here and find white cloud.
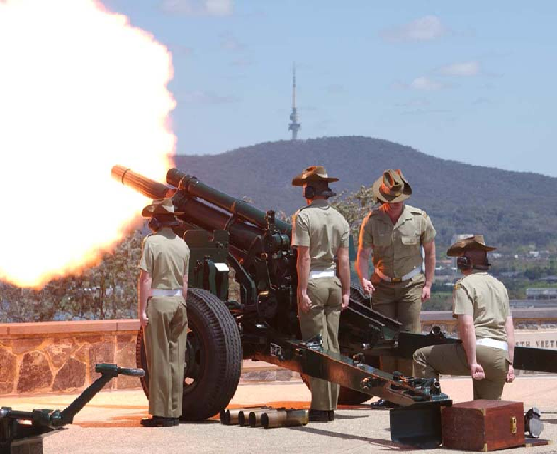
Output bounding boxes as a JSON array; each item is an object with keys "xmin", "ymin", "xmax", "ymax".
[
  {"xmin": 381, "ymin": 15, "xmax": 447, "ymax": 43},
  {"xmin": 440, "ymin": 61, "xmax": 480, "ymax": 77},
  {"xmin": 220, "ymin": 31, "xmax": 244, "ymax": 51},
  {"xmin": 410, "ymin": 77, "xmax": 446, "ymax": 91},
  {"xmin": 162, "ymin": 0, "xmax": 233, "ymax": 16}
]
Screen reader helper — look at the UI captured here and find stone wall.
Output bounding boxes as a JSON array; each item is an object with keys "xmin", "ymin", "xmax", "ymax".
[
  {"xmin": 2, "ymin": 309, "xmax": 557, "ymax": 396},
  {"xmin": 0, "ymin": 320, "xmax": 140, "ymax": 396}
]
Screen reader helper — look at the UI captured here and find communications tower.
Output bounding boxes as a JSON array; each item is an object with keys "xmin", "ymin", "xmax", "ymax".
[{"xmin": 288, "ymin": 64, "xmax": 301, "ymax": 140}]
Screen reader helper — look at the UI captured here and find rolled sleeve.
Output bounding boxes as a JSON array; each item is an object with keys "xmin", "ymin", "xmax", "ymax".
[
  {"xmin": 453, "ymin": 285, "xmax": 473, "ymax": 317},
  {"xmin": 340, "ymin": 220, "xmax": 350, "ymax": 248},
  {"xmin": 421, "ymin": 212, "xmax": 436, "ymax": 244},
  {"xmin": 502, "ymin": 288, "xmax": 510, "ymax": 318},
  {"xmin": 292, "ymin": 213, "xmax": 310, "ymax": 247},
  {"xmin": 184, "ymin": 250, "xmax": 190, "ymax": 275},
  {"xmin": 358, "ymin": 215, "xmax": 373, "ymax": 249},
  {"xmin": 139, "ymin": 238, "xmax": 153, "ymax": 273}
]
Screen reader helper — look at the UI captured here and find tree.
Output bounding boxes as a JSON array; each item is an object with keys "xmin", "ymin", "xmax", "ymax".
[{"xmin": 0, "ymin": 229, "xmax": 143, "ymax": 322}]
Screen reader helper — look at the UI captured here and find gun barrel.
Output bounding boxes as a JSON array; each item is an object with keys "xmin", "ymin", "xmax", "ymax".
[
  {"xmin": 167, "ymin": 169, "xmax": 291, "ymax": 235},
  {"xmin": 111, "ymin": 165, "xmax": 171, "ymax": 200}
]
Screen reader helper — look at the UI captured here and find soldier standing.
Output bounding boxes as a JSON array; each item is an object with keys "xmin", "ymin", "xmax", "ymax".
[
  {"xmin": 138, "ymin": 198, "xmax": 190, "ymax": 427},
  {"xmin": 413, "ymin": 235, "xmax": 515, "ymax": 400},
  {"xmin": 291, "ymin": 166, "xmax": 350, "ymax": 422},
  {"xmin": 356, "ymin": 169, "xmax": 436, "ymax": 407}
]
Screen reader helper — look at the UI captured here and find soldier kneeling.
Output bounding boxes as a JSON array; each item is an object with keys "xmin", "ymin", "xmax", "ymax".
[{"xmin": 413, "ymin": 235, "xmax": 515, "ymax": 400}]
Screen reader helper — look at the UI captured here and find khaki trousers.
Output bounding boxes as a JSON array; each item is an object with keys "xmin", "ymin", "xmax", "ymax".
[
  {"xmin": 298, "ymin": 276, "xmax": 342, "ymax": 411},
  {"xmin": 371, "ymin": 273, "xmax": 424, "ymax": 376},
  {"xmin": 413, "ymin": 343, "xmax": 508, "ymax": 400},
  {"xmin": 145, "ymin": 296, "xmax": 188, "ymax": 418}
]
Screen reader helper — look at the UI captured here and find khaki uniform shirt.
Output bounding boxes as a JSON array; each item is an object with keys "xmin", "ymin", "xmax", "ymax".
[
  {"xmin": 358, "ymin": 204, "xmax": 436, "ymax": 279},
  {"xmin": 139, "ymin": 227, "xmax": 190, "ymax": 290},
  {"xmin": 453, "ymin": 272, "xmax": 510, "ymax": 342},
  {"xmin": 291, "ymin": 199, "xmax": 350, "ymax": 271}
]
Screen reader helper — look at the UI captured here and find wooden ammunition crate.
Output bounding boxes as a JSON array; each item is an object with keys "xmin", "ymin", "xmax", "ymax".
[{"xmin": 442, "ymin": 400, "xmax": 524, "ymax": 451}]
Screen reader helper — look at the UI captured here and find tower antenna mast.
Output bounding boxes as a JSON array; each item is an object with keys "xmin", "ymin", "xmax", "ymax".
[{"xmin": 288, "ymin": 63, "xmax": 301, "ymax": 140}]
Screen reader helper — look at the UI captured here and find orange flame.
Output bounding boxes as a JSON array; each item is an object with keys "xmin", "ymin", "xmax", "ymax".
[{"xmin": 0, "ymin": 0, "xmax": 176, "ymax": 288}]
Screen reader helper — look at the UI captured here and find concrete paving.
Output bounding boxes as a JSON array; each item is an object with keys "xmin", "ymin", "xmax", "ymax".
[{"xmin": 2, "ymin": 377, "xmax": 557, "ymax": 453}]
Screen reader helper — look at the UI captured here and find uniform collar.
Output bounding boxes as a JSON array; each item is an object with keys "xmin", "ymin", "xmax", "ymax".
[
  {"xmin": 376, "ymin": 203, "xmax": 411, "ymax": 227},
  {"xmin": 398, "ymin": 204, "xmax": 413, "ymax": 222},
  {"xmin": 308, "ymin": 199, "xmax": 329, "ymax": 208},
  {"xmin": 462, "ymin": 270, "xmax": 489, "ymax": 280},
  {"xmin": 159, "ymin": 227, "xmax": 176, "ymax": 238}
]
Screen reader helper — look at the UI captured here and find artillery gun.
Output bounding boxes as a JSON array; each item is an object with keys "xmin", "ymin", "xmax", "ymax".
[
  {"xmin": 0, "ymin": 364, "xmax": 144, "ymax": 453},
  {"xmin": 112, "ymin": 165, "xmax": 557, "ymax": 446}
]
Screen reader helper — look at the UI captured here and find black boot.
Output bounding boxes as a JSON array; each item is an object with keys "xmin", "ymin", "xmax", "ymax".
[
  {"xmin": 308, "ymin": 409, "xmax": 330, "ymax": 422},
  {"xmin": 140, "ymin": 416, "xmax": 178, "ymax": 427}
]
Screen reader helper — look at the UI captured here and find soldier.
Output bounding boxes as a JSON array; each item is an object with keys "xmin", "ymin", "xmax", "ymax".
[
  {"xmin": 413, "ymin": 235, "xmax": 515, "ymax": 400},
  {"xmin": 138, "ymin": 198, "xmax": 190, "ymax": 427},
  {"xmin": 291, "ymin": 166, "xmax": 350, "ymax": 423},
  {"xmin": 356, "ymin": 169, "xmax": 436, "ymax": 408}
]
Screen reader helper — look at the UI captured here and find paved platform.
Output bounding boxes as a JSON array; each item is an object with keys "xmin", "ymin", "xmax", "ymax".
[{"xmin": 2, "ymin": 377, "xmax": 557, "ymax": 453}]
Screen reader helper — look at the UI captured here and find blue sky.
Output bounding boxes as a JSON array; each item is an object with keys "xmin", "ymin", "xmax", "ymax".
[{"xmin": 103, "ymin": 0, "xmax": 557, "ymax": 176}]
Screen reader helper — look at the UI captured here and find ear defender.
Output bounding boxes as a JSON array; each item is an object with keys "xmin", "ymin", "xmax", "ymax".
[
  {"xmin": 457, "ymin": 256, "xmax": 472, "ymax": 271},
  {"xmin": 303, "ymin": 185, "xmax": 316, "ymax": 199},
  {"xmin": 148, "ymin": 217, "xmax": 162, "ymax": 232}
]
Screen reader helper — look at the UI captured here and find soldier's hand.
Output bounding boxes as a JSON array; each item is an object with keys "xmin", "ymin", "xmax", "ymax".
[
  {"xmin": 139, "ymin": 311, "xmax": 149, "ymax": 328},
  {"xmin": 298, "ymin": 293, "xmax": 312, "ymax": 313},
  {"xmin": 341, "ymin": 294, "xmax": 350, "ymax": 311},
  {"xmin": 421, "ymin": 285, "xmax": 431, "ymax": 302},
  {"xmin": 470, "ymin": 363, "xmax": 485, "ymax": 380},
  {"xmin": 506, "ymin": 365, "xmax": 515, "ymax": 383},
  {"xmin": 362, "ymin": 278, "xmax": 374, "ymax": 295}
]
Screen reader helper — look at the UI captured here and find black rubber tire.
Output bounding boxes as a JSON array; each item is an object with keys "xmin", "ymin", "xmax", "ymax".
[{"xmin": 136, "ymin": 288, "xmax": 242, "ymax": 420}]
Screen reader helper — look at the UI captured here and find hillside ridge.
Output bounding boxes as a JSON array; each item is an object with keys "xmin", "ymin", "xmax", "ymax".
[{"xmin": 174, "ymin": 136, "xmax": 557, "ymax": 249}]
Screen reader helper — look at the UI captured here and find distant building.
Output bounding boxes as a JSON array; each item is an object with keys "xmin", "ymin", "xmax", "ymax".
[
  {"xmin": 451, "ymin": 234, "xmax": 470, "ymax": 243},
  {"xmin": 510, "ymin": 299, "xmax": 557, "ymax": 309},
  {"xmin": 508, "ymin": 288, "xmax": 557, "ymax": 309},
  {"xmin": 526, "ymin": 288, "xmax": 557, "ymax": 300}
]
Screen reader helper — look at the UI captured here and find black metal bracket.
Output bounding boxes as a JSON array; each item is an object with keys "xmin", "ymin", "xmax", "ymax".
[{"xmin": 0, "ymin": 364, "xmax": 144, "ymax": 452}]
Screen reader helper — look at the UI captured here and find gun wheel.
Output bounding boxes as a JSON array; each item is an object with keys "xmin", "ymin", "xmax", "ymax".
[{"xmin": 136, "ymin": 288, "xmax": 242, "ymax": 420}]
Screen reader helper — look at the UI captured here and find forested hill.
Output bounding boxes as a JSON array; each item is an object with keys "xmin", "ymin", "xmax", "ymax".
[{"xmin": 174, "ymin": 136, "xmax": 557, "ymax": 250}]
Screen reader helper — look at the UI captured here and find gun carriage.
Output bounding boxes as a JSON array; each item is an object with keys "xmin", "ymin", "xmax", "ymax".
[
  {"xmin": 1, "ymin": 364, "xmax": 144, "ymax": 453},
  {"xmin": 112, "ymin": 165, "xmax": 557, "ymax": 444}
]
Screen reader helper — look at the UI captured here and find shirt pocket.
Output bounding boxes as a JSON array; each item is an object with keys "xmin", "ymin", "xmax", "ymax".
[
  {"xmin": 400, "ymin": 234, "xmax": 419, "ymax": 246},
  {"xmin": 372, "ymin": 224, "xmax": 392, "ymax": 246},
  {"xmin": 399, "ymin": 222, "xmax": 420, "ymax": 246},
  {"xmin": 397, "ymin": 223, "xmax": 421, "ymax": 258}
]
